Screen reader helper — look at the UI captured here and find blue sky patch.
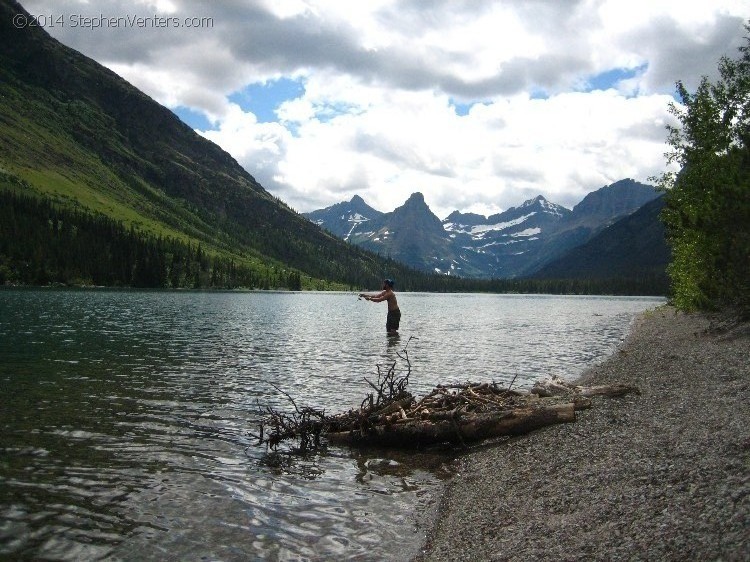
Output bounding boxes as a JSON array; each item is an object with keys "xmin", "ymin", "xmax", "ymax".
[
  {"xmin": 314, "ymin": 101, "xmax": 362, "ymax": 123},
  {"xmin": 587, "ymin": 64, "xmax": 647, "ymax": 91},
  {"xmin": 229, "ymin": 77, "xmax": 306, "ymax": 123},
  {"xmin": 451, "ymin": 99, "xmax": 474, "ymax": 116},
  {"xmin": 529, "ymin": 88, "xmax": 549, "ymax": 100},
  {"xmin": 173, "ymin": 106, "xmax": 214, "ymax": 131}
]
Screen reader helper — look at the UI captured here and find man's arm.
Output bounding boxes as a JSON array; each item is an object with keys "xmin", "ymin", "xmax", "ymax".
[
  {"xmin": 360, "ymin": 290, "xmax": 387, "ymax": 301},
  {"xmin": 367, "ymin": 290, "xmax": 391, "ymax": 302}
]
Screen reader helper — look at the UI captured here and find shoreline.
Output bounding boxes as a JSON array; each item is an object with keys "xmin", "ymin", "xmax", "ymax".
[{"xmin": 415, "ymin": 305, "xmax": 749, "ymax": 561}]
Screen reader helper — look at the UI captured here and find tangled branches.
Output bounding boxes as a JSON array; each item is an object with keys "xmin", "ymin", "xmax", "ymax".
[
  {"xmin": 251, "ymin": 338, "xmax": 415, "ymax": 452},
  {"xmin": 250, "ymin": 343, "xmax": 640, "ymax": 451},
  {"xmin": 250, "ymin": 383, "xmax": 328, "ymax": 453},
  {"xmin": 360, "ymin": 339, "xmax": 413, "ymax": 411}
]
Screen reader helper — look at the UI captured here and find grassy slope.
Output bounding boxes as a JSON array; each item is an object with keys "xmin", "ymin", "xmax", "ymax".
[{"xmin": 0, "ymin": 38, "xmax": 270, "ymax": 271}]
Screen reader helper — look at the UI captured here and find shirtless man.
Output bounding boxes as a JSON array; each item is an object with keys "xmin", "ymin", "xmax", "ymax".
[{"xmin": 359, "ymin": 279, "xmax": 401, "ymax": 333}]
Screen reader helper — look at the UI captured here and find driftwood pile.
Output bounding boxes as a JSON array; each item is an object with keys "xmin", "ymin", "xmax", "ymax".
[{"xmin": 251, "ymin": 342, "xmax": 639, "ymax": 451}]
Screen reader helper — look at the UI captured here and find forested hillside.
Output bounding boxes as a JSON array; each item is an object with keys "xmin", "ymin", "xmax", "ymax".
[{"xmin": 0, "ymin": 186, "xmax": 298, "ymax": 289}]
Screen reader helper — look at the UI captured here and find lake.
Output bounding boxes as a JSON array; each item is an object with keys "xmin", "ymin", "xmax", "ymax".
[{"xmin": 0, "ymin": 289, "xmax": 664, "ymax": 560}]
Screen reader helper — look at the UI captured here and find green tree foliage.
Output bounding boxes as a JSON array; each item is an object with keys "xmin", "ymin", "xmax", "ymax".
[{"xmin": 657, "ymin": 25, "xmax": 750, "ymax": 313}]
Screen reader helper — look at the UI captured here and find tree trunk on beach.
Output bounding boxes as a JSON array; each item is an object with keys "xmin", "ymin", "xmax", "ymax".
[
  {"xmin": 251, "ymin": 343, "xmax": 640, "ymax": 451},
  {"xmin": 531, "ymin": 376, "xmax": 640, "ymax": 399},
  {"xmin": 326, "ymin": 402, "xmax": 577, "ymax": 447}
]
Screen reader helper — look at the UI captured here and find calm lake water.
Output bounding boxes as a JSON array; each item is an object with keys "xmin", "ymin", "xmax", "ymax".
[{"xmin": 0, "ymin": 289, "xmax": 664, "ymax": 560}]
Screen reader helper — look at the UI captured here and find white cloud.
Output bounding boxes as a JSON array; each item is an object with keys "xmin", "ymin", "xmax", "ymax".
[
  {"xmin": 22, "ymin": 0, "xmax": 748, "ymax": 218},
  {"xmin": 206, "ymin": 81, "xmax": 680, "ymax": 217}
]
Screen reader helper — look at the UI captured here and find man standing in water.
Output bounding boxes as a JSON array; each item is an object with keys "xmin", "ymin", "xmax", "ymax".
[{"xmin": 359, "ymin": 279, "xmax": 401, "ymax": 334}]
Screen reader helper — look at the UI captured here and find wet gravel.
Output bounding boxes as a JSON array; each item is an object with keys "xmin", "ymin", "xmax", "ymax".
[{"xmin": 416, "ymin": 306, "xmax": 749, "ymax": 561}]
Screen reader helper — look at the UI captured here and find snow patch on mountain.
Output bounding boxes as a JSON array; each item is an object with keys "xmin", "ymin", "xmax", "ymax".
[
  {"xmin": 343, "ymin": 213, "xmax": 371, "ymax": 240},
  {"xmin": 510, "ymin": 228, "xmax": 541, "ymax": 237},
  {"xmin": 445, "ymin": 212, "xmax": 538, "ymax": 238},
  {"xmin": 520, "ymin": 197, "xmax": 566, "ymax": 216}
]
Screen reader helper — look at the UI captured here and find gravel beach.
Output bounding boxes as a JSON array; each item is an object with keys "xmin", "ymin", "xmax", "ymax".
[{"xmin": 416, "ymin": 306, "xmax": 749, "ymax": 561}]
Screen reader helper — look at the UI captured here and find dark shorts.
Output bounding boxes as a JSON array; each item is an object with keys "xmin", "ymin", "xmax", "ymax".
[{"xmin": 386, "ymin": 308, "xmax": 401, "ymax": 331}]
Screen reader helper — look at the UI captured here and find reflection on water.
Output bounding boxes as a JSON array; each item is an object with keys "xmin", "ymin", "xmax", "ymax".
[{"xmin": 0, "ymin": 289, "xmax": 662, "ymax": 560}]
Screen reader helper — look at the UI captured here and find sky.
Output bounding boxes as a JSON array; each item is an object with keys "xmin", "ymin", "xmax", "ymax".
[{"xmin": 22, "ymin": 0, "xmax": 748, "ymax": 219}]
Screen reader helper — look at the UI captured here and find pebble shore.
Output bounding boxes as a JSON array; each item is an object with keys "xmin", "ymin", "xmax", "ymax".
[{"xmin": 416, "ymin": 306, "xmax": 749, "ymax": 561}]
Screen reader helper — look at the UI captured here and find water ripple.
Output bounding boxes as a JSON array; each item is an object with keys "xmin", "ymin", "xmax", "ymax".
[{"xmin": 0, "ymin": 289, "xmax": 662, "ymax": 560}]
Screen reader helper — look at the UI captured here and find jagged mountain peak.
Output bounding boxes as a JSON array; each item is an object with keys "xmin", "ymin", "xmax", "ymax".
[
  {"xmin": 521, "ymin": 195, "xmax": 547, "ymax": 206},
  {"xmin": 486, "ymin": 195, "xmax": 569, "ymax": 225},
  {"xmin": 445, "ymin": 195, "xmax": 559, "ymax": 226},
  {"xmin": 305, "ymin": 179, "xmax": 660, "ymax": 279},
  {"xmin": 507, "ymin": 195, "xmax": 569, "ymax": 216},
  {"xmin": 302, "ymin": 194, "xmax": 383, "ymax": 239},
  {"xmin": 443, "ymin": 210, "xmax": 488, "ymax": 226},
  {"xmin": 309, "ymin": 194, "xmax": 380, "ymax": 216},
  {"xmin": 403, "ymin": 191, "xmax": 427, "ymax": 206},
  {"xmin": 310, "ymin": 190, "xmax": 460, "ymax": 275},
  {"xmin": 391, "ymin": 192, "xmax": 444, "ymax": 230}
]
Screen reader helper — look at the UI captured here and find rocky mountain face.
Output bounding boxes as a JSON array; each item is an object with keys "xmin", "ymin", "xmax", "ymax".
[
  {"xmin": 442, "ymin": 195, "xmax": 572, "ymax": 277},
  {"xmin": 517, "ymin": 179, "xmax": 663, "ymax": 276},
  {"xmin": 354, "ymin": 192, "xmax": 465, "ymax": 274},
  {"xmin": 306, "ymin": 195, "xmax": 384, "ymax": 240},
  {"xmin": 305, "ymin": 179, "xmax": 663, "ymax": 279},
  {"xmin": 532, "ymin": 196, "xmax": 670, "ymax": 281}
]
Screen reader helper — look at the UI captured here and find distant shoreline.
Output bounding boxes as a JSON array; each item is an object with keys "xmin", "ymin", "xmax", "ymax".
[
  {"xmin": 0, "ymin": 284, "xmax": 667, "ymax": 297},
  {"xmin": 416, "ymin": 306, "xmax": 749, "ymax": 561}
]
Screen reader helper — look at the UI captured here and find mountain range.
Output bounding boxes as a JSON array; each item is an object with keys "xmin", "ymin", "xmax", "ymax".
[
  {"xmin": 0, "ymin": 0, "xmax": 670, "ymax": 294},
  {"xmin": 305, "ymin": 179, "xmax": 669, "ymax": 279}
]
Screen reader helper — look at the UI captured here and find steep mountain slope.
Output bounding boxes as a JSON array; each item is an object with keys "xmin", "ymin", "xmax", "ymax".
[
  {"xmin": 567, "ymin": 179, "xmax": 661, "ymax": 228},
  {"xmin": 530, "ymin": 196, "xmax": 670, "ymax": 288},
  {"xmin": 349, "ymin": 192, "xmax": 471, "ymax": 274},
  {"xmin": 0, "ymin": 0, "xmax": 419, "ymax": 288},
  {"xmin": 516, "ymin": 179, "xmax": 662, "ymax": 276}
]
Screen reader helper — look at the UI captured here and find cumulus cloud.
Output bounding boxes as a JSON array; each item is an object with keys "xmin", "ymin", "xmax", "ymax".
[{"xmin": 23, "ymin": 0, "xmax": 748, "ymax": 217}]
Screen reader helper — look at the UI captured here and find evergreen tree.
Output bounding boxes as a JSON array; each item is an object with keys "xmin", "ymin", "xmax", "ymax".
[{"xmin": 655, "ymin": 24, "xmax": 750, "ymax": 313}]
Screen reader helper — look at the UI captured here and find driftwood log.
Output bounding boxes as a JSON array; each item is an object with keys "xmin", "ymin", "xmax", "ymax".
[
  {"xmin": 326, "ymin": 402, "xmax": 576, "ymax": 447},
  {"xmin": 251, "ymin": 346, "xmax": 639, "ymax": 451},
  {"xmin": 531, "ymin": 375, "xmax": 641, "ymax": 399}
]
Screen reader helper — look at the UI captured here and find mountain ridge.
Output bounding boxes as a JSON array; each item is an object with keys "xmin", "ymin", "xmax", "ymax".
[
  {"xmin": 530, "ymin": 196, "xmax": 670, "ymax": 290},
  {"xmin": 305, "ymin": 179, "xmax": 663, "ymax": 279}
]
